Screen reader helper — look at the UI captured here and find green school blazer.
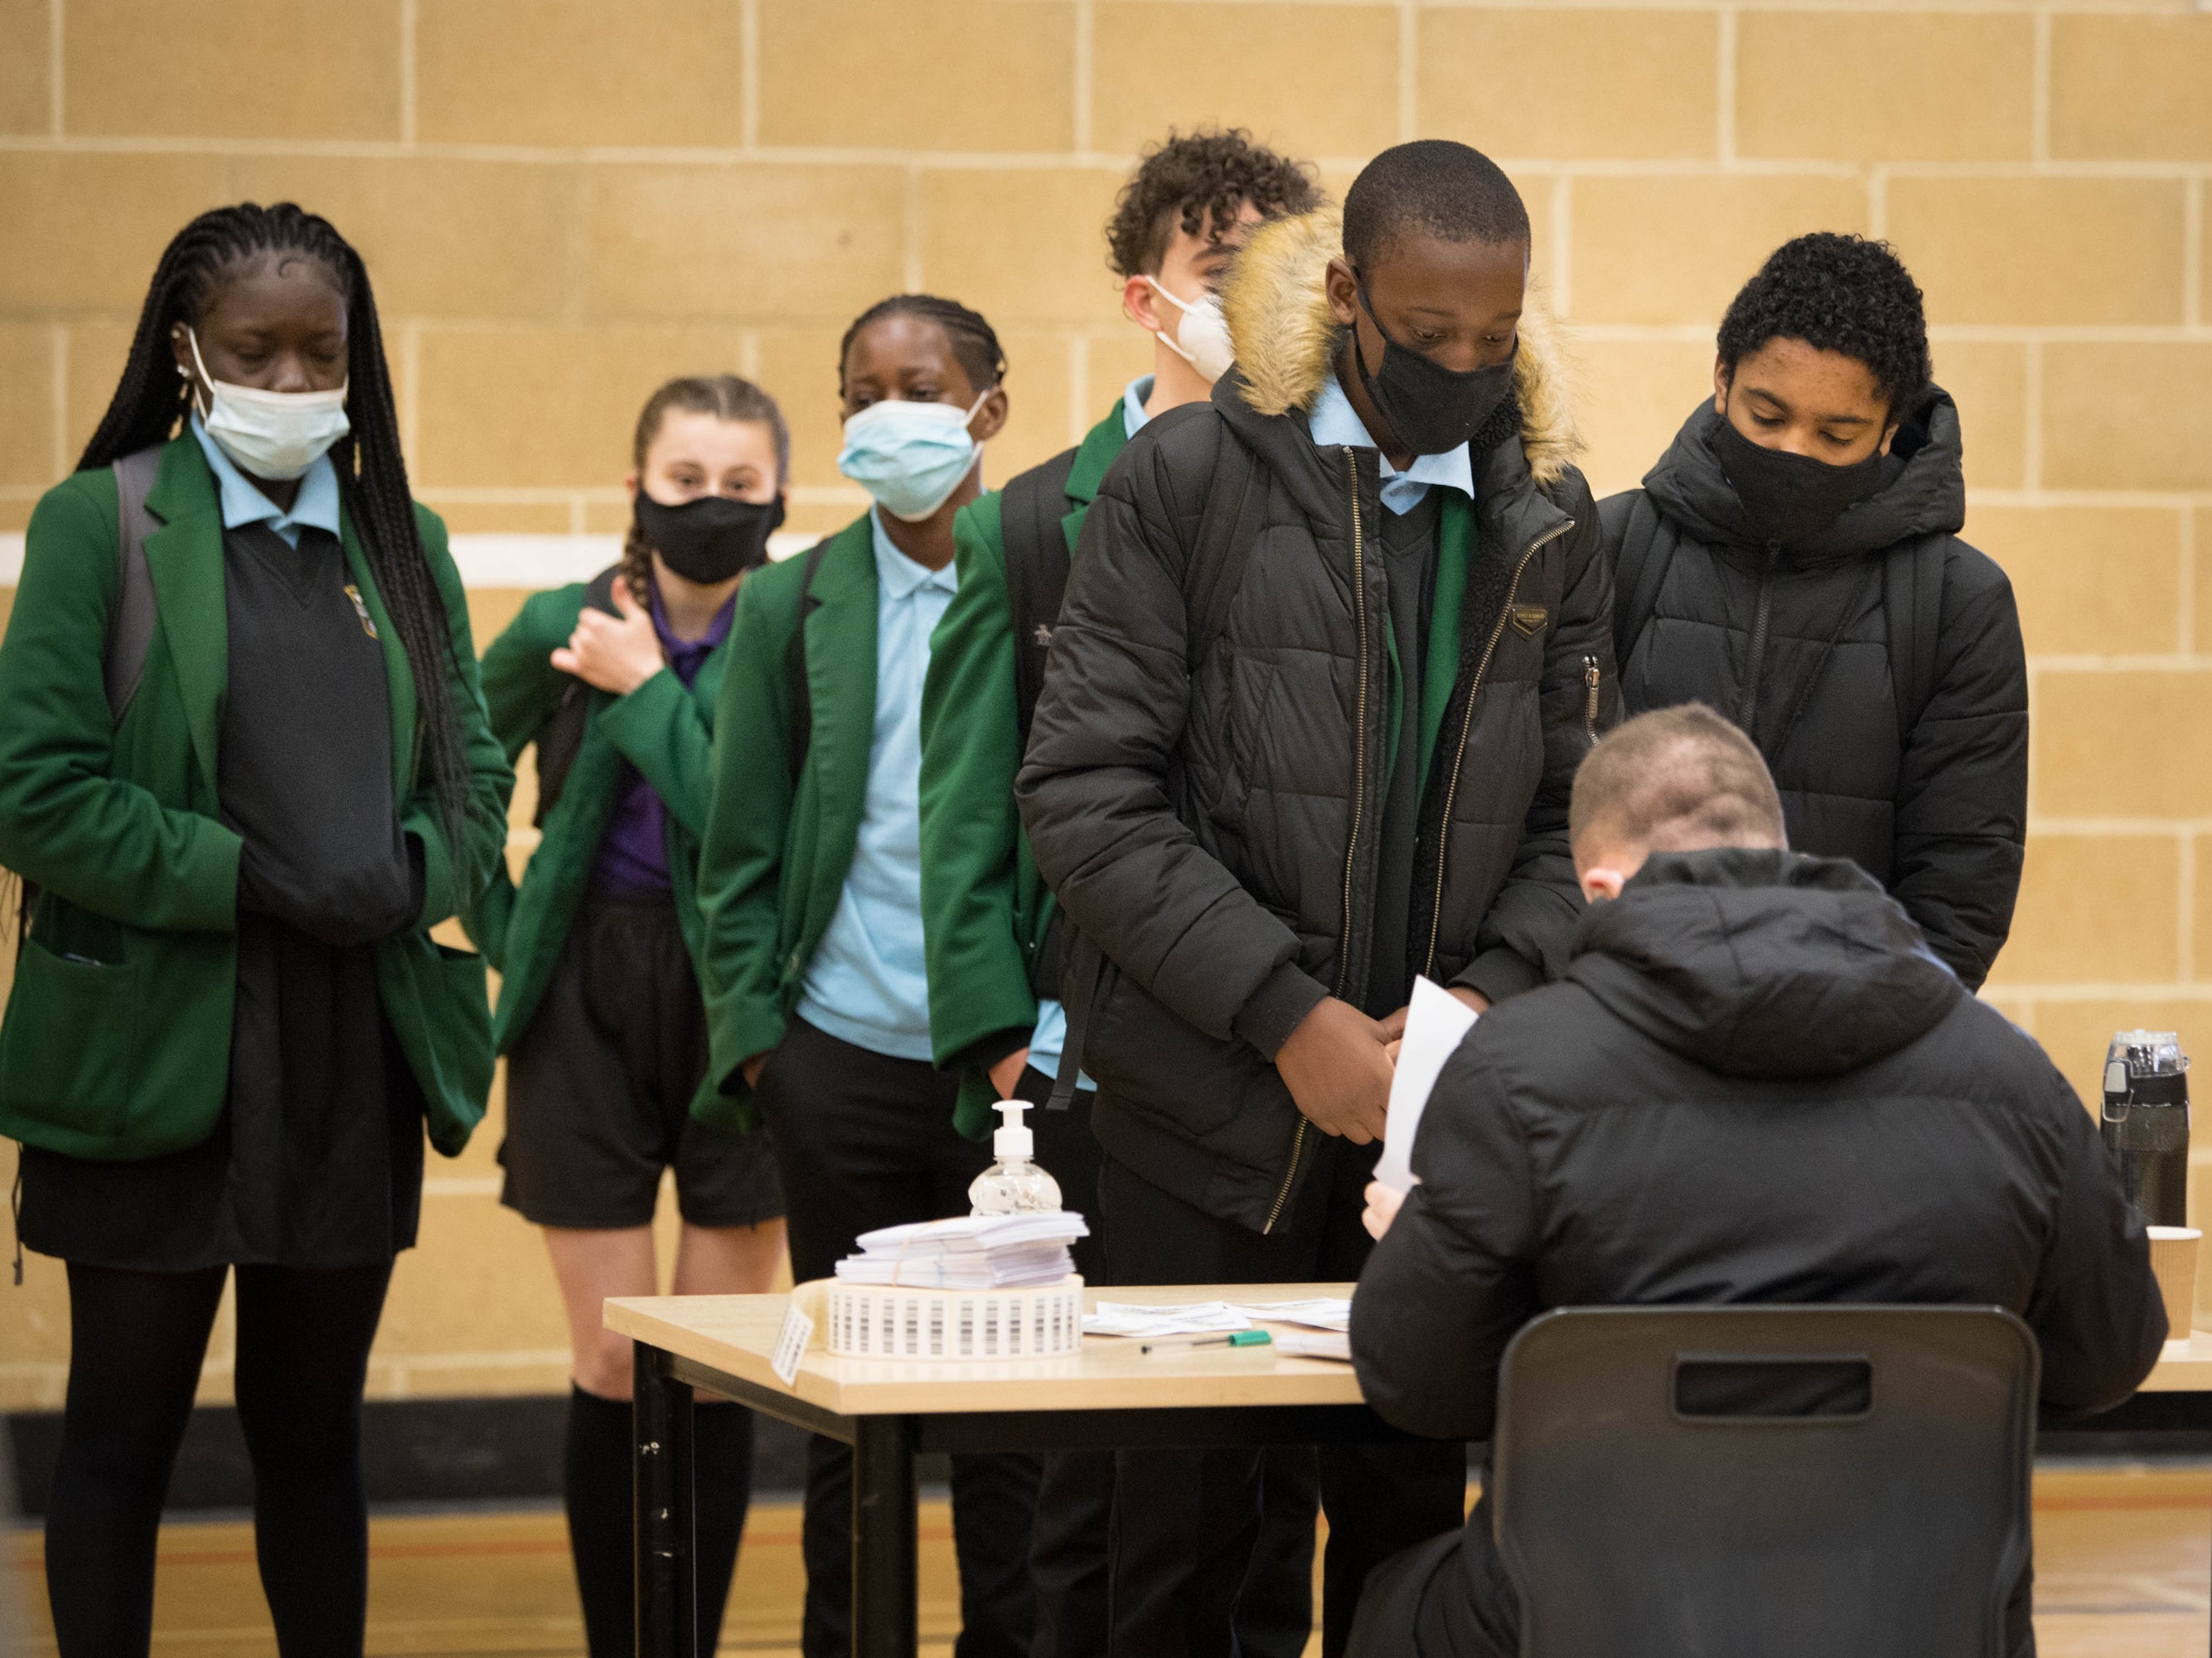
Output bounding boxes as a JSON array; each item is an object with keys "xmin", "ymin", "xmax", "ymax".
[
  {"xmin": 917, "ymin": 400, "xmax": 1130, "ymax": 1138},
  {"xmin": 0, "ymin": 433, "xmax": 514, "ymax": 1161},
  {"xmin": 465, "ymin": 576, "xmax": 730, "ymax": 1120},
  {"xmin": 693, "ymin": 513, "xmax": 885, "ymax": 1130}
]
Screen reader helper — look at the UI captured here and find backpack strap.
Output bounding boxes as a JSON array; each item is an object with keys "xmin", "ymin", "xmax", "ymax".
[
  {"xmin": 1603, "ymin": 491, "xmax": 1674, "ymax": 678},
  {"xmin": 785, "ymin": 536, "xmax": 833, "ymax": 781},
  {"xmin": 104, "ymin": 445, "xmax": 164, "ymax": 723},
  {"xmin": 530, "ymin": 566, "xmax": 623, "ymax": 826},
  {"xmin": 1000, "ymin": 448, "xmax": 1080, "ymax": 751},
  {"xmin": 1882, "ymin": 533, "xmax": 1948, "ymax": 752},
  {"xmin": 1182, "ymin": 424, "xmax": 1261, "ymax": 670}
]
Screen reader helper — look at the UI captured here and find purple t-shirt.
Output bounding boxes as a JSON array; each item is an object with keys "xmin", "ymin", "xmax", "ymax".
[{"xmin": 590, "ymin": 587, "xmax": 735, "ymax": 892}]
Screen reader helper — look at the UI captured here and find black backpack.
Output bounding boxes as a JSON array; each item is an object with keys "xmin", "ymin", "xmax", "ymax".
[
  {"xmin": 1607, "ymin": 496, "xmax": 1948, "ymax": 752},
  {"xmin": 999, "ymin": 410, "xmax": 1264, "ymax": 735}
]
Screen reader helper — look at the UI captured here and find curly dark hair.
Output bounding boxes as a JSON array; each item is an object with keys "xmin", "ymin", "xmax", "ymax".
[
  {"xmin": 1717, "ymin": 233, "xmax": 1931, "ymax": 419},
  {"xmin": 838, "ymin": 293, "xmax": 1005, "ymax": 396},
  {"xmin": 81, "ymin": 201, "xmax": 472, "ymax": 853},
  {"xmin": 1105, "ymin": 128, "xmax": 1321, "ymax": 279}
]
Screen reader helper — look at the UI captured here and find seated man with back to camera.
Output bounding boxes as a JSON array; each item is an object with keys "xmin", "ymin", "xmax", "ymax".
[{"xmin": 1347, "ymin": 703, "xmax": 2166, "ymax": 1658}]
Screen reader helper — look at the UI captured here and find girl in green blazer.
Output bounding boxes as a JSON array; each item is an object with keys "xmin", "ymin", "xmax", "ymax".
[
  {"xmin": 0, "ymin": 203, "xmax": 511, "ymax": 1657},
  {"xmin": 695, "ymin": 294, "xmax": 1042, "ymax": 1658},
  {"xmin": 467, "ymin": 376, "xmax": 788, "ymax": 1658}
]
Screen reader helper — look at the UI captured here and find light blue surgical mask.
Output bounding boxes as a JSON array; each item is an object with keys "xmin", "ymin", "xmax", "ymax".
[{"xmin": 836, "ymin": 390, "xmax": 992, "ymax": 522}]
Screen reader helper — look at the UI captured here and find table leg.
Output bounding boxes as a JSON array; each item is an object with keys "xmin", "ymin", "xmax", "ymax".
[
  {"xmin": 852, "ymin": 1415, "xmax": 918, "ymax": 1658},
  {"xmin": 633, "ymin": 1342, "xmax": 698, "ymax": 1658}
]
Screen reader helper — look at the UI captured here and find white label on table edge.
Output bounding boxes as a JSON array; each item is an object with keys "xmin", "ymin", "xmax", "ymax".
[{"xmin": 771, "ymin": 1302, "xmax": 815, "ymax": 1386}]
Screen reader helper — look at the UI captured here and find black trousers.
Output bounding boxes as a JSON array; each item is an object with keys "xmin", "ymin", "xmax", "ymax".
[
  {"xmin": 1100, "ymin": 1139, "xmax": 1468, "ymax": 1658},
  {"xmin": 1019, "ymin": 1074, "xmax": 1320, "ymax": 1658},
  {"xmin": 762, "ymin": 1016, "xmax": 1038, "ymax": 1658}
]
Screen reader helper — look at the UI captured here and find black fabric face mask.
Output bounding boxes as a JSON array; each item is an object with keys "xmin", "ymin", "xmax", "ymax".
[
  {"xmin": 1350, "ymin": 283, "xmax": 1517, "ymax": 458},
  {"xmin": 632, "ymin": 490, "xmax": 785, "ymax": 584},
  {"xmin": 1709, "ymin": 414, "xmax": 1884, "ymax": 549}
]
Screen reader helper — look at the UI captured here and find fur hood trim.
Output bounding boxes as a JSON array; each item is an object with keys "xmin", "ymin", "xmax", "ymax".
[{"xmin": 1222, "ymin": 206, "xmax": 1580, "ymax": 487}]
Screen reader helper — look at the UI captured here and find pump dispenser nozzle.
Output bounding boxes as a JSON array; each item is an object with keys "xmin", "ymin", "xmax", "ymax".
[{"xmin": 970, "ymin": 1098, "xmax": 1062, "ymax": 1214}]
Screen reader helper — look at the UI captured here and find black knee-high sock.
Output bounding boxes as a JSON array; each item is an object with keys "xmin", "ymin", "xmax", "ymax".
[
  {"xmin": 566, "ymin": 1386, "xmax": 637, "ymax": 1658},
  {"xmin": 693, "ymin": 1402, "xmax": 756, "ymax": 1651},
  {"xmin": 566, "ymin": 1389, "xmax": 756, "ymax": 1658}
]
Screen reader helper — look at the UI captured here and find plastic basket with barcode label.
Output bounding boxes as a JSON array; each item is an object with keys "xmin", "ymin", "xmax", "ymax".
[{"xmin": 825, "ymin": 1278, "xmax": 1085, "ymax": 1360}]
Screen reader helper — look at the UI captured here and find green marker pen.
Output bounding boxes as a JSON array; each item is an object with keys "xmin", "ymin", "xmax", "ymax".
[{"xmin": 1140, "ymin": 1330, "xmax": 1273, "ymax": 1355}]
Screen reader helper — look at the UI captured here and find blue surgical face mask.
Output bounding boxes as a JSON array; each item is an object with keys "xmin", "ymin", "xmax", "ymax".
[{"xmin": 836, "ymin": 390, "xmax": 992, "ymax": 522}]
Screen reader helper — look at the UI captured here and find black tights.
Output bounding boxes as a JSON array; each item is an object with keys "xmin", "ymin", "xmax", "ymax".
[{"xmin": 44, "ymin": 1259, "xmax": 395, "ymax": 1658}]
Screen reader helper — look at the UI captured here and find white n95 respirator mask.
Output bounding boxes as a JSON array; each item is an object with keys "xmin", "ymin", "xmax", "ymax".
[{"xmin": 1145, "ymin": 278, "xmax": 1235, "ymax": 385}]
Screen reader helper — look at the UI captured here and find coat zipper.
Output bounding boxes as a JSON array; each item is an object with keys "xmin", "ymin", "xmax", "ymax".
[
  {"xmin": 1582, "ymin": 656, "xmax": 1602, "ymax": 745},
  {"xmin": 1263, "ymin": 450, "xmax": 1375, "ymax": 1236},
  {"xmin": 1420, "ymin": 520, "xmax": 1578, "ymax": 981},
  {"xmin": 1737, "ymin": 543, "xmax": 1782, "ymax": 733}
]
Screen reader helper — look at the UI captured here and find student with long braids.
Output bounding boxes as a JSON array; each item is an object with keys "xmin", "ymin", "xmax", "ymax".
[
  {"xmin": 696, "ymin": 295, "xmax": 1036, "ymax": 1658},
  {"xmin": 468, "ymin": 376, "xmax": 791, "ymax": 1658},
  {"xmin": 0, "ymin": 202, "xmax": 511, "ymax": 1655}
]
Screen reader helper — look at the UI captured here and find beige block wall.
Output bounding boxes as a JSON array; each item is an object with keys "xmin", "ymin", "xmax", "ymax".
[{"xmin": 1, "ymin": 0, "xmax": 2210, "ymax": 1403}]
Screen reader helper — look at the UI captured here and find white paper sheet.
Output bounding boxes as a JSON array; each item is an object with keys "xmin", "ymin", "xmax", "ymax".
[
  {"xmin": 1226, "ymin": 1298, "xmax": 1353, "ymax": 1331},
  {"xmin": 1273, "ymin": 1331, "xmax": 1352, "ymax": 1363},
  {"xmin": 1084, "ymin": 1301, "xmax": 1253, "ymax": 1339},
  {"xmin": 1374, "ymin": 976, "xmax": 1478, "ymax": 1193}
]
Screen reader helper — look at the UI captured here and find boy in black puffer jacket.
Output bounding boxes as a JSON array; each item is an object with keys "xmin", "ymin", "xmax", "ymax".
[
  {"xmin": 1348, "ymin": 705, "xmax": 2163, "ymax": 1658},
  {"xmin": 1019, "ymin": 141, "xmax": 1615, "ymax": 1657},
  {"xmin": 1603, "ymin": 234, "xmax": 2026, "ymax": 988}
]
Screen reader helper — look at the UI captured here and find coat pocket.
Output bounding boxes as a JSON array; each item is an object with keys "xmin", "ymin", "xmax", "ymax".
[
  {"xmin": 381, "ymin": 934, "xmax": 495, "ymax": 1156},
  {"xmin": 0, "ymin": 936, "xmax": 138, "ymax": 1144}
]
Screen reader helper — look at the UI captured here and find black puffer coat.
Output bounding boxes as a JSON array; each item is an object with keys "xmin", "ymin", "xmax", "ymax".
[
  {"xmin": 1016, "ymin": 208, "xmax": 1615, "ymax": 1234},
  {"xmin": 1351, "ymin": 848, "xmax": 2164, "ymax": 1658},
  {"xmin": 1603, "ymin": 393, "xmax": 2026, "ymax": 987}
]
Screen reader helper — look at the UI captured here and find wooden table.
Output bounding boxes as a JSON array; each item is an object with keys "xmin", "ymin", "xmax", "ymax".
[
  {"xmin": 607, "ymin": 1282, "xmax": 1401, "ymax": 1658},
  {"xmin": 607, "ymin": 1287, "xmax": 2212, "ymax": 1658}
]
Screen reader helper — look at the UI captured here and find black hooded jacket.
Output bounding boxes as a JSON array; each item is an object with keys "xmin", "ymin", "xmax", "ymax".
[
  {"xmin": 1602, "ymin": 392, "xmax": 2026, "ymax": 988},
  {"xmin": 1351, "ymin": 848, "xmax": 2164, "ymax": 1656},
  {"xmin": 1016, "ymin": 208, "xmax": 1614, "ymax": 1234}
]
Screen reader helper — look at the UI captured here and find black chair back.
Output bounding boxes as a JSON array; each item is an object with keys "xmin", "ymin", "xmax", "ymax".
[{"xmin": 1491, "ymin": 1305, "xmax": 2039, "ymax": 1658}]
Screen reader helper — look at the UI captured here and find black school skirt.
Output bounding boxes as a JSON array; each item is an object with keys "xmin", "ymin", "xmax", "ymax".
[{"xmin": 17, "ymin": 909, "xmax": 425, "ymax": 1272}]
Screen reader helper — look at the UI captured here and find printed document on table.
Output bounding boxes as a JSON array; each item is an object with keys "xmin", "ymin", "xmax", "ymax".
[
  {"xmin": 1085, "ymin": 1302, "xmax": 1252, "ymax": 1339},
  {"xmin": 1226, "ymin": 1298, "xmax": 1353, "ymax": 1331},
  {"xmin": 1374, "ymin": 975, "xmax": 1478, "ymax": 1194}
]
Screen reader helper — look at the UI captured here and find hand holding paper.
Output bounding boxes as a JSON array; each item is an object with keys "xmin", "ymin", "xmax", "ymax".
[{"xmin": 1372, "ymin": 976, "xmax": 1479, "ymax": 1193}]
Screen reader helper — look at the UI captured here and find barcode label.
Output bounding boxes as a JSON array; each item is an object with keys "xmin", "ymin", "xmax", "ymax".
[{"xmin": 771, "ymin": 1302, "xmax": 814, "ymax": 1387}]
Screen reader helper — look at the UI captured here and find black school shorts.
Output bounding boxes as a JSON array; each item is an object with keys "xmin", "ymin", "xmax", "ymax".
[{"xmin": 500, "ymin": 888, "xmax": 783, "ymax": 1231}]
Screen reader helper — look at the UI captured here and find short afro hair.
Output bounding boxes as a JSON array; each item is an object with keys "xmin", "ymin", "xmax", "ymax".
[
  {"xmin": 1105, "ymin": 128, "xmax": 1322, "ymax": 280},
  {"xmin": 1342, "ymin": 140, "xmax": 1530, "ymax": 271},
  {"xmin": 1571, "ymin": 705, "xmax": 1788, "ymax": 859},
  {"xmin": 1717, "ymin": 233, "xmax": 1930, "ymax": 419}
]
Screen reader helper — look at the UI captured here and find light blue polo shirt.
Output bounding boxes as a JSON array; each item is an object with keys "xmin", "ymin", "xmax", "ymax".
[
  {"xmin": 1306, "ymin": 372, "xmax": 1474, "ymax": 516},
  {"xmin": 189, "ymin": 415, "xmax": 342, "ymax": 546},
  {"xmin": 796, "ymin": 509, "xmax": 960, "ymax": 1061},
  {"xmin": 1021, "ymin": 376, "xmax": 1157, "ymax": 1085}
]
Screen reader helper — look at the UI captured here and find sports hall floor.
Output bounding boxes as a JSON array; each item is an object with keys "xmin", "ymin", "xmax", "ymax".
[{"xmin": 9, "ymin": 1464, "xmax": 2212, "ymax": 1656}]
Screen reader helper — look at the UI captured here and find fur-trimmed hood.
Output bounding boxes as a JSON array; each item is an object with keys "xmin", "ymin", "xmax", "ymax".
[{"xmin": 1222, "ymin": 206, "xmax": 1580, "ymax": 487}]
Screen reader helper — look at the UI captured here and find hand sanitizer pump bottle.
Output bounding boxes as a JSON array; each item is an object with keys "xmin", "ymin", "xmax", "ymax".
[{"xmin": 969, "ymin": 1100, "xmax": 1062, "ymax": 1215}]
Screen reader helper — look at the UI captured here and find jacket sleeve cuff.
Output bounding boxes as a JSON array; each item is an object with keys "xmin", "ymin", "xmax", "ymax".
[
  {"xmin": 1454, "ymin": 946, "xmax": 1542, "ymax": 1007},
  {"xmin": 1233, "ymin": 961, "xmax": 1330, "ymax": 1060},
  {"xmin": 960, "ymin": 1025, "xmax": 1033, "ymax": 1077},
  {"xmin": 405, "ymin": 812, "xmax": 457, "ymax": 933}
]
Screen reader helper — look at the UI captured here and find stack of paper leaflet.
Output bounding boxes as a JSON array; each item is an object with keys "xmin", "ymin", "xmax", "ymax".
[{"xmin": 823, "ymin": 1211, "xmax": 1090, "ymax": 1361}]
